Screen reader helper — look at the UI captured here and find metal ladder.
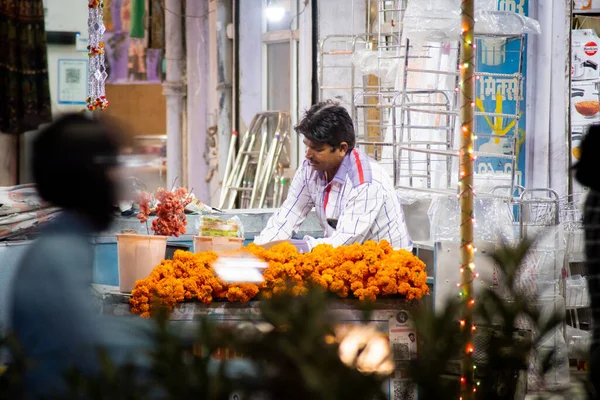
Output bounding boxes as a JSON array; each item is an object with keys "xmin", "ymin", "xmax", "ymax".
[{"xmin": 219, "ymin": 111, "xmax": 291, "ymax": 210}]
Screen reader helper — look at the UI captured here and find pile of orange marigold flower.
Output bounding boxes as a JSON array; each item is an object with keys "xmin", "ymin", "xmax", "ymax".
[{"xmin": 129, "ymin": 240, "xmax": 429, "ymax": 317}]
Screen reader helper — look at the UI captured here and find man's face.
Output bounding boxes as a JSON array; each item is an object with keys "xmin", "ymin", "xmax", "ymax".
[{"xmin": 303, "ymin": 137, "xmax": 348, "ymax": 174}]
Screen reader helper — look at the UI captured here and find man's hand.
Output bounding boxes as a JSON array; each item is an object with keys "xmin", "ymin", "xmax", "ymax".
[
  {"xmin": 289, "ymin": 239, "xmax": 309, "ymax": 254},
  {"xmin": 255, "ymin": 239, "xmax": 309, "ymax": 253}
]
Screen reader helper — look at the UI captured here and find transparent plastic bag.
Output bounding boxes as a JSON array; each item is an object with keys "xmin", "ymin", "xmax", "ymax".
[
  {"xmin": 565, "ymin": 275, "xmax": 590, "ymax": 308},
  {"xmin": 352, "ymin": 49, "xmax": 399, "ymax": 86},
  {"xmin": 404, "ymin": 0, "xmax": 460, "ymax": 43},
  {"xmin": 476, "ymin": 10, "xmax": 541, "ymax": 36},
  {"xmin": 196, "ymin": 215, "xmax": 245, "ymax": 238},
  {"xmin": 528, "ymin": 294, "xmax": 570, "ymax": 391},
  {"xmin": 404, "ymin": 0, "xmax": 541, "ymax": 43},
  {"xmin": 566, "ymin": 324, "xmax": 591, "ymax": 359},
  {"xmin": 396, "ymin": 189, "xmax": 437, "ymax": 206},
  {"xmin": 428, "ymin": 195, "xmax": 516, "ymax": 243}
]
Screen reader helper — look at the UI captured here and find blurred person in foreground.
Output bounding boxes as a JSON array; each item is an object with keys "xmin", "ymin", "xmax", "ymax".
[
  {"xmin": 8, "ymin": 114, "xmax": 154, "ymax": 397},
  {"xmin": 254, "ymin": 100, "xmax": 412, "ymax": 253},
  {"xmin": 9, "ymin": 114, "xmax": 255, "ymax": 398},
  {"xmin": 575, "ymin": 124, "xmax": 600, "ymax": 399}
]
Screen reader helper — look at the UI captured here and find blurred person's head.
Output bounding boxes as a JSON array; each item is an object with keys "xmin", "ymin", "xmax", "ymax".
[
  {"xmin": 33, "ymin": 113, "xmax": 122, "ymax": 231},
  {"xmin": 575, "ymin": 124, "xmax": 600, "ymax": 192},
  {"xmin": 295, "ymin": 100, "xmax": 355, "ymax": 179}
]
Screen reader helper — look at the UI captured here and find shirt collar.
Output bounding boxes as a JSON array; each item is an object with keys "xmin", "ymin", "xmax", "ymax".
[{"xmin": 318, "ymin": 151, "xmax": 354, "ymax": 186}]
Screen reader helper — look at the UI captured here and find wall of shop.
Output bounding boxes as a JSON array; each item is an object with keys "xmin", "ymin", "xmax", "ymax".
[
  {"xmin": 186, "ymin": 0, "xmax": 211, "ymax": 203},
  {"xmin": 569, "ymin": 7, "xmax": 600, "ymax": 194},
  {"xmin": 26, "ymin": 0, "xmax": 576, "ymax": 199},
  {"xmin": 526, "ymin": 0, "xmax": 571, "ymax": 196},
  {"xmin": 200, "ymin": 0, "xmax": 313, "ymax": 206},
  {"xmin": 239, "ymin": 0, "xmax": 263, "ymax": 134},
  {"xmin": 43, "ymin": 0, "xmax": 90, "ymax": 114},
  {"xmin": 38, "ymin": 0, "xmax": 169, "ymax": 192},
  {"xmin": 314, "ymin": 0, "xmax": 573, "ymax": 197}
]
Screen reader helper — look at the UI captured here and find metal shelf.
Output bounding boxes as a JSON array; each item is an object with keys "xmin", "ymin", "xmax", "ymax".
[{"xmin": 573, "ymin": 9, "xmax": 600, "ymax": 14}]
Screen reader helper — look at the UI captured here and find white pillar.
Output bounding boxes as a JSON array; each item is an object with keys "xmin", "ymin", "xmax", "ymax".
[
  {"xmin": 186, "ymin": 0, "xmax": 210, "ymax": 201},
  {"xmin": 164, "ymin": 0, "xmax": 185, "ymax": 189},
  {"xmin": 526, "ymin": 0, "xmax": 571, "ymax": 196},
  {"xmin": 215, "ymin": 0, "xmax": 233, "ymax": 198}
]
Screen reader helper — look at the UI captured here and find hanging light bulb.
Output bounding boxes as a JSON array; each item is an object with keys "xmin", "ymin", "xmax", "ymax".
[{"xmin": 266, "ymin": 0, "xmax": 287, "ymax": 22}]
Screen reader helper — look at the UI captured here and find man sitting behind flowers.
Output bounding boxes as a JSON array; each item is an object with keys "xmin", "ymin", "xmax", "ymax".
[{"xmin": 254, "ymin": 100, "xmax": 412, "ymax": 253}]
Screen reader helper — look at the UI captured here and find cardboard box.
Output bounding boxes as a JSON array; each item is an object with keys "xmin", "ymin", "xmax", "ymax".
[
  {"xmin": 573, "ymin": 0, "xmax": 600, "ymax": 11},
  {"xmin": 571, "ymin": 124, "xmax": 587, "ymax": 163},
  {"xmin": 572, "ymin": 30, "xmax": 600, "ymax": 81},
  {"xmin": 571, "ymin": 80, "xmax": 600, "ymax": 125}
]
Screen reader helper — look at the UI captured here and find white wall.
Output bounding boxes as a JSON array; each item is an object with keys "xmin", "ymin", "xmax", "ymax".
[
  {"xmin": 43, "ymin": 0, "xmax": 88, "ymax": 33},
  {"xmin": 207, "ymin": 0, "xmax": 221, "ymax": 205},
  {"xmin": 47, "ymin": 44, "xmax": 89, "ymax": 115},
  {"xmin": 186, "ymin": 0, "xmax": 211, "ymax": 202},
  {"xmin": 239, "ymin": 0, "xmax": 263, "ymax": 133},
  {"xmin": 44, "ymin": 0, "xmax": 89, "ymax": 115},
  {"xmin": 526, "ymin": 0, "xmax": 571, "ymax": 196}
]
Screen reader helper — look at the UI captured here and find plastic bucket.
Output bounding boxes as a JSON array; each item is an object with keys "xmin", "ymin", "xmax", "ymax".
[
  {"xmin": 165, "ymin": 242, "xmax": 191, "ymax": 260},
  {"xmin": 481, "ymin": 38, "xmax": 506, "ymax": 67},
  {"xmin": 116, "ymin": 234, "xmax": 168, "ymax": 293},
  {"xmin": 193, "ymin": 236, "xmax": 244, "ymax": 253}
]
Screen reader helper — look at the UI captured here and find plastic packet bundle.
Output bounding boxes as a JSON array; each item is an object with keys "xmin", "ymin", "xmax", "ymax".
[
  {"xmin": 185, "ymin": 193, "xmax": 220, "ymax": 214},
  {"xmin": 196, "ymin": 215, "xmax": 245, "ymax": 238}
]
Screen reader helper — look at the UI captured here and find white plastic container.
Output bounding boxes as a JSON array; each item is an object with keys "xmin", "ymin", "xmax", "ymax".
[
  {"xmin": 116, "ymin": 234, "xmax": 167, "ymax": 292},
  {"xmin": 481, "ymin": 38, "xmax": 506, "ymax": 66},
  {"xmin": 193, "ymin": 236, "xmax": 244, "ymax": 253},
  {"xmin": 572, "ymin": 30, "xmax": 600, "ymax": 81}
]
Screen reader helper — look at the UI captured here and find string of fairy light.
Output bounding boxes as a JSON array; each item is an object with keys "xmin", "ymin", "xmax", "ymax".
[
  {"xmin": 458, "ymin": 0, "xmax": 476, "ymax": 398},
  {"xmin": 87, "ymin": 0, "xmax": 108, "ymax": 111}
]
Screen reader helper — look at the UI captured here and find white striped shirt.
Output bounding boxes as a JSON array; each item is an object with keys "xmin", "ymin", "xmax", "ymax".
[{"xmin": 254, "ymin": 148, "xmax": 413, "ymax": 251}]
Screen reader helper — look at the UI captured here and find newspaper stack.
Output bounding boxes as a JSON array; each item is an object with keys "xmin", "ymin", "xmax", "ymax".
[{"xmin": 0, "ymin": 184, "xmax": 60, "ymax": 240}]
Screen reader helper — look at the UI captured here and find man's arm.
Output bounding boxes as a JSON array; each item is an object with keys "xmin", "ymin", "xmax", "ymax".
[
  {"xmin": 254, "ymin": 165, "xmax": 315, "ymax": 245},
  {"xmin": 304, "ymin": 183, "xmax": 384, "ymax": 249}
]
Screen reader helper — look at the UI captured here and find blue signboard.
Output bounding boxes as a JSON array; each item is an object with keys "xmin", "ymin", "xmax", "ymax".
[{"xmin": 474, "ymin": 0, "xmax": 528, "ymax": 188}]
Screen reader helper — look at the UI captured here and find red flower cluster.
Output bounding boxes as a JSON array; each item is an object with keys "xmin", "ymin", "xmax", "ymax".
[
  {"xmin": 86, "ymin": 96, "xmax": 108, "ymax": 111},
  {"xmin": 137, "ymin": 188, "xmax": 192, "ymax": 237},
  {"xmin": 88, "ymin": 42, "xmax": 105, "ymax": 57},
  {"xmin": 137, "ymin": 192, "xmax": 152, "ymax": 223}
]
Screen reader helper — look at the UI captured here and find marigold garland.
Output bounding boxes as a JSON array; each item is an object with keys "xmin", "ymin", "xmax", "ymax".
[{"xmin": 130, "ymin": 240, "xmax": 429, "ymax": 317}]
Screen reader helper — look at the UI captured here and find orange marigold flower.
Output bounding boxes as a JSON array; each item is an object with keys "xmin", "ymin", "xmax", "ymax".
[{"xmin": 129, "ymin": 239, "xmax": 428, "ymax": 316}]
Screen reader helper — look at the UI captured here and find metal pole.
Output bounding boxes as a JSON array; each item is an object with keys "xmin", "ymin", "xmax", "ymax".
[
  {"xmin": 459, "ymin": 0, "xmax": 475, "ymax": 398},
  {"xmin": 216, "ymin": 0, "xmax": 233, "ymax": 200},
  {"xmin": 164, "ymin": 0, "xmax": 185, "ymax": 188}
]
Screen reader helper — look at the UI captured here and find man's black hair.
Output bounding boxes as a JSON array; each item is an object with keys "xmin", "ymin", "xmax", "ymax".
[
  {"xmin": 295, "ymin": 100, "xmax": 356, "ymax": 152},
  {"xmin": 33, "ymin": 113, "xmax": 121, "ymax": 231}
]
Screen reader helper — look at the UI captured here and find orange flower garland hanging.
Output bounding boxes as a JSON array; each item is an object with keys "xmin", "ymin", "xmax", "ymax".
[{"xmin": 130, "ymin": 240, "xmax": 429, "ymax": 317}]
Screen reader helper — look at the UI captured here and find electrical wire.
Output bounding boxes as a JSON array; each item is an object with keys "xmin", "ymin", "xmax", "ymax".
[{"xmin": 289, "ymin": 0, "xmax": 309, "ymax": 30}]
